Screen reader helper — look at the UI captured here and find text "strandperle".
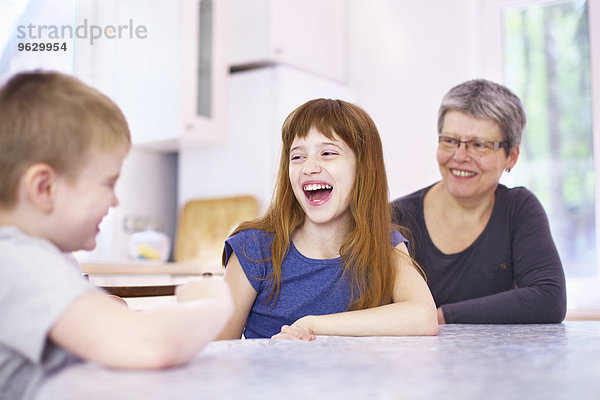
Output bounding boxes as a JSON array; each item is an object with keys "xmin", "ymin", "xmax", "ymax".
[{"xmin": 16, "ymin": 19, "xmax": 148, "ymax": 45}]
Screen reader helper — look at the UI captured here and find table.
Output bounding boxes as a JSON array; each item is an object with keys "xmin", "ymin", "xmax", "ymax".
[
  {"xmin": 81, "ymin": 261, "xmax": 224, "ymax": 309},
  {"xmin": 81, "ymin": 260, "xmax": 224, "ymax": 278},
  {"xmin": 35, "ymin": 322, "xmax": 600, "ymax": 400}
]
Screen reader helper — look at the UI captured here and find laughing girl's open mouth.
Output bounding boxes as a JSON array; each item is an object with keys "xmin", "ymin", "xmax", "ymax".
[{"xmin": 303, "ymin": 183, "xmax": 333, "ymax": 202}]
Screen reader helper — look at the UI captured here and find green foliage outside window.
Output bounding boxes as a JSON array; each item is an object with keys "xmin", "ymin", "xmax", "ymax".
[{"xmin": 503, "ymin": 0, "xmax": 596, "ymax": 277}]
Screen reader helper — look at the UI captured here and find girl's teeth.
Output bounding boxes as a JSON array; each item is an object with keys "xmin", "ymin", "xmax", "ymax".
[{"xmin": 304, "ymin": 184, "xmax": 332, "ymax": 191}]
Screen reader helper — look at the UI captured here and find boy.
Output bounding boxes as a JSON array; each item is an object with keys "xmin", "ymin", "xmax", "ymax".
[{"xmin": 0, "ymin": 71, "xmax": 233, "ymax": 400}]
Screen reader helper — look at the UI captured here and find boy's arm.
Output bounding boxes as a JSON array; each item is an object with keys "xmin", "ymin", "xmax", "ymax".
[
  {"xmin": 49, "ymin": 279, "xmax": 233, "ymax": 369},
  {"xmin": 273, "ymin": 243, "xmax": 438, "ymax": 339}
]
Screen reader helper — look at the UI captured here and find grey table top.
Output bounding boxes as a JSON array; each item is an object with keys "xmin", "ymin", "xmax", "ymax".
[{"xmin": 36, "ymin": 321, "xmax": 600, "ymax": 400}]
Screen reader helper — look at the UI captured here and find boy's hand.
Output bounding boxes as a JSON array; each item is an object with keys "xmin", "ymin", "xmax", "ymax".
[
  {"xmin": 176, "ymin": 278, "xmax": 232, "ymax": 303},
  {"xmin": 271, "ymin": 317, "xmax": 316, "ymax": 341}
]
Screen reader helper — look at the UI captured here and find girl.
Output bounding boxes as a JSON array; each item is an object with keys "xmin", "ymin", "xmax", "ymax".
[{"xmin": 219, "ymin": 99, "xmax": 437, "ymax": 340}]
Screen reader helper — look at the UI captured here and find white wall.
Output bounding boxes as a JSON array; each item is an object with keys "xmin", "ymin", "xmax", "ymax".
[{"xmin": 347, "ymin": 0, "xmax": 478, "ymax": 199}]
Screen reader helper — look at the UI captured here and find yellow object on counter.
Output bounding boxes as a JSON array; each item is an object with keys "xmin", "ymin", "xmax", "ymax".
[{"xmin": 137, "ymin": 243, "xmax": 161, "ymax": 260}]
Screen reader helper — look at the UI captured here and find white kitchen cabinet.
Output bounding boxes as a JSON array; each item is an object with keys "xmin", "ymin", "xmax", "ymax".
[
  {"xmin": 228, "ymin": 0, "xmax": 346, "ymax": 82},
  {"xmin": 227, "ymin": 0, "xmax": 270, "ymax": 65},
  {"xmin": 180, "ymin": 0, "xmax": 229, "ymax": 148},
  {"xmin": 74, "ymin": 0, "xmax": 228, "ymax": 151}
]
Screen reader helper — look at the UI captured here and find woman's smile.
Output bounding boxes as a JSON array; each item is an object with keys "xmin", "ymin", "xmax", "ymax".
[
  {"xmin": 437, "ymin": 111, "xmax": 517, "ymax": 203},
  {"xmin": 449, "ymin": 168, "xmax": 477, "ymax": 178}
]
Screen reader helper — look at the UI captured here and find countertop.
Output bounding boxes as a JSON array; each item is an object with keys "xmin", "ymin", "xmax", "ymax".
[{"xmin": 36, "ymin": 322, "xmax": 600, "ymax": 400}]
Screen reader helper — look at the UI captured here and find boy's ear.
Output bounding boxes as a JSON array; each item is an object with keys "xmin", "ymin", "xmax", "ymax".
[{"xmin": 23, "ymin": 163, "xmax": 58, "ymax": 213}]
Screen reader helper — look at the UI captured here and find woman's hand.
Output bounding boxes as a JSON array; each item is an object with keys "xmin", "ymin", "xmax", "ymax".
[{"xmin": 271, "ymin": 317, "xmax": 316, "ymax": 341}]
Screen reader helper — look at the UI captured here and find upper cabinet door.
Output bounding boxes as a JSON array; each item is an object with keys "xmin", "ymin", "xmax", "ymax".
[
  {"xmin": 227, "ymin": 0, "xmax": 346, "ymax": 82},
  {"xmin": 74, "ymin": 0, "xmax": 228, "ymax": 151},
  {"xmin": 180, "ymin": 0, "xmax": 229, "ymax": 148}
]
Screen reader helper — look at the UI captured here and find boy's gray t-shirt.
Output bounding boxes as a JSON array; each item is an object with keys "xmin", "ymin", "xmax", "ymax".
[{"xmin": 0, "ymin": 227, "xmax": 97, "ymax": 400}]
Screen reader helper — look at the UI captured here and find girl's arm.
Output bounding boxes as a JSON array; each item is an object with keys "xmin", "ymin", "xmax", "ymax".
[
  {"xmin": 272, "ymin": 243, "xmax": 438, "ymax": 339},
  {"xmin": 216, "ymin": 252, "xmax": 258, "ymax": 340},
  {"xmin": 49, "ymin": 278, "xmax": 233, "ymax": 369}
]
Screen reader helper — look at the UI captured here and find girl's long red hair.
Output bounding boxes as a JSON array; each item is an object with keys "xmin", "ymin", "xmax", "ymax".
[{"xmin": 226, "ymin": 99, "xmax": 405, "ymax": 310}]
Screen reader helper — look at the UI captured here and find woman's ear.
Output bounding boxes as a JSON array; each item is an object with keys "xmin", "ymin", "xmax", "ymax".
[
  {"xmin": 505, "ymin": 146, "xmax": 520, "ymax": 171},
  {"xmin": 23, "ymin": 163, "xmax": 57, "ymax": 213}
]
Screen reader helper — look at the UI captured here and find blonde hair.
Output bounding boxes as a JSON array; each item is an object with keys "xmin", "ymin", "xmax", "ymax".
[
  {"xmin": 0, "ymin": 71, "xmax": 131, "ymax": 207},
  {"xmin": 227, "ymin": 99, "xmax": 404, "ymax": 310}
]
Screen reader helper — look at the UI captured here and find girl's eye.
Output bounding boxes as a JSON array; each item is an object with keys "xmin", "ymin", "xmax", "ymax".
[
  {"xmin": 322, "ymin": 151, "xmax": 338, "ymax": 157},
  {"xmin": 290, "ymin": 154, "xmax": 304, "ymax": 162}
]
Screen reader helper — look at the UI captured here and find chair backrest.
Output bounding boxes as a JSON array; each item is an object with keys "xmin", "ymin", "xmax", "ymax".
[{"xmin": 174, "ymin": 195, "xmax": 259, "ymax": 263}]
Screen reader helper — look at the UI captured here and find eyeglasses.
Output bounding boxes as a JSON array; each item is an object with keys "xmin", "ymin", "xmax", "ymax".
[{"xmin": 438, "ymin": 135, "xmax": 508, "ymax": 156}]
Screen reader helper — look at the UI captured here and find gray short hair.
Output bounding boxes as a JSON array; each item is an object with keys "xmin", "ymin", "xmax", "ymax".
[{"xmin": 437, "ymin": 79, "xmax": 526, "ymax": 154}]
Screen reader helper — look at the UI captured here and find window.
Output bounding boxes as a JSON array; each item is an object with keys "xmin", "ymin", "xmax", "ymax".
[
  {"xmin": 495, "ymin": 0, "xmax": 600, "ymax": 310},
  {"xmin": 0, "ymin": 0, "xmax": 77, "ymax": 82}
]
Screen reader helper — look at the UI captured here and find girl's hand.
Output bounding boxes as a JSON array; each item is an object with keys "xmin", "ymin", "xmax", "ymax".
[
  {"xmin": 271, "ymin": 317, "xmax": 316, "ymax": 341},
  {"xmin": 437, "ymin": 307, "xmax": 446, "ymax": 325}
]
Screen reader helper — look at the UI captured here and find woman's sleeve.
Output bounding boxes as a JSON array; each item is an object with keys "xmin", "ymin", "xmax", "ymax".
[{"xmin": 442, "ymin": 190, "xmax": 567, "ymax": 324}]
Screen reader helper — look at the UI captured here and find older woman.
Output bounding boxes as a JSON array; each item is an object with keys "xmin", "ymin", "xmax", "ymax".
[{"xmin": 391, "ymin": 79, "xmax": 566, "ymax": 324}]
